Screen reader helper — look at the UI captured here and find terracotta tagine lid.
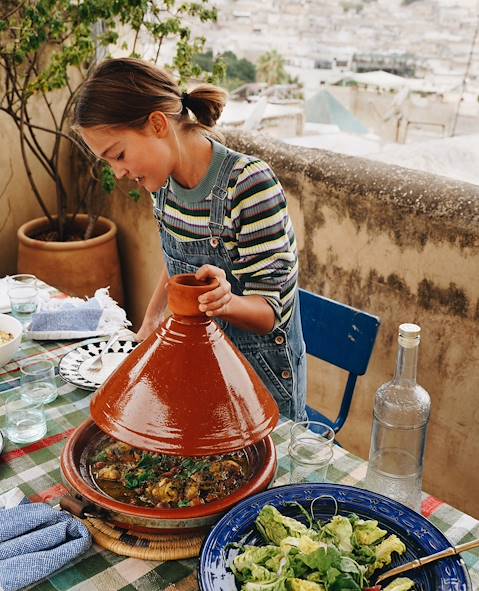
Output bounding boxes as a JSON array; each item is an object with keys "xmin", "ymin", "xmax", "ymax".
[{"xmin": 90, "ymin": 274, "xmax": 279, "ymax": 455}]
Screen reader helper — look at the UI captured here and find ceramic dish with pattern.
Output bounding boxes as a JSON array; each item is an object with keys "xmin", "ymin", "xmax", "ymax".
[
  {"xmin": 59, "ymin": 339, "xmax": 137, "ymax": 390},
  {"xmin": 199, "ymin": 483, "xmax": 471, "ymax": 591}
]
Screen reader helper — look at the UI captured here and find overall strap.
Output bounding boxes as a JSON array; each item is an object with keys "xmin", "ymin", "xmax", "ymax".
[
  {"xmin": 153, "ymin": 181, "xmax": 170, "ymax": 228},
  {"xmin": 208, "ymin": 150, "xmax": 242, "ymax": 238}
]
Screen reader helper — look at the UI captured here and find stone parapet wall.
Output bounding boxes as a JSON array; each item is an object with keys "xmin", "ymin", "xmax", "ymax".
[{"xmin": 224, "ymin": 128, "xmax": 479, "ymax": 518}]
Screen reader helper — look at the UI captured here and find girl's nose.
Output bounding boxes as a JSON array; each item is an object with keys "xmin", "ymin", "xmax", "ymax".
[{"xmin": 111, "ymin": 162, "xmax": 128, "ymax": 179}]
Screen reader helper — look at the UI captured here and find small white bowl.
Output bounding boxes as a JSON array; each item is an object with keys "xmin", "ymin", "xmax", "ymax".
[{"xmin": 0, "ymin": 314, "xmax": 22, "ymax": 367}]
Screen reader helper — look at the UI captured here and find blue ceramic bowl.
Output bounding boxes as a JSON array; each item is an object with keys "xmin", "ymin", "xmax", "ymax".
[{"xmin": 199, "ymin": 483, "xmax": 471, "ymax": 591}]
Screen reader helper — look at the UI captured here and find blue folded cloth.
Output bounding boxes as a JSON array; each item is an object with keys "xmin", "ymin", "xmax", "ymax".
[
  {"xmin": 25, "ymin": 288, "xmax": 131, "ymax": 340},
  {"xmin": 0, "ymin": 492, "xmax": 91, "ymax": 591},
  {"xmin": 30, "ymin": 298, "xmax": 103, "ymax": 332}
]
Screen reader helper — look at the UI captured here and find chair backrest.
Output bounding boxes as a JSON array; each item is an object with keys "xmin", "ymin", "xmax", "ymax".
[{"xmin": 299, "ymin": 288, "xmax": 380, "ymax": 433}]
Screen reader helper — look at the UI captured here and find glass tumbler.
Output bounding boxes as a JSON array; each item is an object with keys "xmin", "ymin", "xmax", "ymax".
[
  {"xmin": 20, "ymin": 358, "xmax": 58, "ymax": 404},
  {"xmin": 8, "ymin": 275, "xmax": 38, "ymax": 328},
  {"xmin": 289, "ymin": 420, "xmax": 335, "ymax": 484},
  {"xmin": 4, "ymin": 390, "xmax": 47, "ymax": 443}
]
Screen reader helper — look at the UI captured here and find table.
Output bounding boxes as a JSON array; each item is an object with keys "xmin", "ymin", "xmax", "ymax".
[{"xmin": 1, "ymin": 336, "xmax": 478, "ymax": 591}]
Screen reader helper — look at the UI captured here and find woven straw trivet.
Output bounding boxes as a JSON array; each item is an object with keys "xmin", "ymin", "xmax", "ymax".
[{"xmin": 83, "ymin": 517, "xmax": 205, "ymax": 560}]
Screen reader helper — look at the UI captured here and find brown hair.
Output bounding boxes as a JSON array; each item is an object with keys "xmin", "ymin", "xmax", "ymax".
[{"xmin": 73, "ymin": 57, "xmax": 227, "ymax": 137}]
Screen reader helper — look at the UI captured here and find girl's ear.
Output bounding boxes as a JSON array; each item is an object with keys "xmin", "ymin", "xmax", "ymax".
[{"xmin": 148, "ymin": 111, "xmax": 169, "ymax": 138}]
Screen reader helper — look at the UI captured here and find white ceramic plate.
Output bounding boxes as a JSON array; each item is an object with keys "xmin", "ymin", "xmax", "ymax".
[{"xmin": 58, "ymin": 339, "xmax": 137, "ymax": 390}]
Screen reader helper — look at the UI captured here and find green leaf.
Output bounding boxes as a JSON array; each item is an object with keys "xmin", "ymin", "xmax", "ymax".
[
  {"xmin": 93, "ymin": 451, "xmax": 108, "ymax": 462},
  {"xmin": 137, "ymin": 454, "xmax": 163, "ymax": 469},
  {"xmin": 299, "ymin": 545, "xmax": 341, "ymax": 573},
  {"xmin": 101, "ymin": 165, "xmax": 116, "ymax": 194},
  {"xmin": 128, "ymin": 189, "xmax": 141, "ymax": 202}
]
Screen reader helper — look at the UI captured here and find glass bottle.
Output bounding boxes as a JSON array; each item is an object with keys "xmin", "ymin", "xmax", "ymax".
[{"xmin": 364, "ymin": 323, "xmax": 431, "ymax": 512}]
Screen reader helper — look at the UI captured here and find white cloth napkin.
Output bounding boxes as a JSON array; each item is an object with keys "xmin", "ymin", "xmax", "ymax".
[{"xmin": 25, "ymin": 288, "xmax": 131, "ymax": 340}]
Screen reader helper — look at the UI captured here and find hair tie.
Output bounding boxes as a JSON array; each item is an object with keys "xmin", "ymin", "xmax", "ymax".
[{"xmin": 181, "ymin": 91, "xmax": 190, "ymax": 111}]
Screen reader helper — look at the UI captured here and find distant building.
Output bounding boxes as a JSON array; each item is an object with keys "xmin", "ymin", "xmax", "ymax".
[{"xmin": 352, "ymin": 52, "xmax": 417, "ymax": 78}]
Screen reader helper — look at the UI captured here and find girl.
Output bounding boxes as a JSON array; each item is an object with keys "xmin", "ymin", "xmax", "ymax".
[{"xmin": 74, "ymin": 57, "xmax": 307, "ymax": 421}]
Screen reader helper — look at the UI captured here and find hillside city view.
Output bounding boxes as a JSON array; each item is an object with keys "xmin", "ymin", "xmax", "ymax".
[{"xmin": 142, "ymin": 0, "xmax": 479, "ymax": 185}]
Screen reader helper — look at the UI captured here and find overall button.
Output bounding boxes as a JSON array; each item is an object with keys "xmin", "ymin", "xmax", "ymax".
[
  {"xmin": 210, "ymin": 237, "xmax": 219, "ymax": 248},
  {"xmin": 275, "ymin": 335, "xmax": 285, "ymax": 345},
  {"xmin": 281, "ymin": 370, "xmax": 291, "ymax": 379}
]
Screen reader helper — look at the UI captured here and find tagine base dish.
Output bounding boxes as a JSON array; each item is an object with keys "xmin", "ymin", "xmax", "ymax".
[{"xmin": 61, "ymin": 419, "xmax": 277, "ymax": 534}]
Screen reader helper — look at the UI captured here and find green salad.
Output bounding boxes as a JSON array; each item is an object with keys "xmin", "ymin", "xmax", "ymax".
[{"xmin": 230, "ymin": 505, "xmax": 415, "ymax": 591}]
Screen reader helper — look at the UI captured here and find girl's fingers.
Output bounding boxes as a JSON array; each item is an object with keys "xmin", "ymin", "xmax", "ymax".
[
  {"xmin": 195, "ymin": 264, "xmax": 225, "ymax": 282},
  {"xmin": 199, "ymin": 284, "xmax": 226, "ymax": 304},
  {"xmin": 199, "ymin": 281, "xmax": 232, "ymax": 313},
  {"xmin": 195, "ymin": 266, "xmax": 231, "ymax": 313},
  {"xmin": 202, "ymin": 293, "xmax": 232, "ymax": 313}
]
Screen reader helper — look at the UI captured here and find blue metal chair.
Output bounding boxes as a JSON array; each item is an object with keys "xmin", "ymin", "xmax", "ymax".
[{"xmin": 299, "ymin": 288, "xmax": 380, "ymax": 434}]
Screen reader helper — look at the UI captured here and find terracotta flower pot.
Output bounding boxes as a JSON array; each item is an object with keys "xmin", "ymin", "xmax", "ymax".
[{"xmin": 17, "ymin": 214, "xmax": 124, "ymax": 306}]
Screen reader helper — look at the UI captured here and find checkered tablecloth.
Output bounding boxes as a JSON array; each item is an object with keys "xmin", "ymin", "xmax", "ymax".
[{"xmin": 1, "ymin": 337, "xmax": 478, "ymax": 591}]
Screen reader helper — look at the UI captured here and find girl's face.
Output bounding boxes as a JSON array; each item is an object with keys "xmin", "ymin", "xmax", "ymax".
[{"xmin": 80, "ymin": 121, "xmax": 173, "ymax": 193}]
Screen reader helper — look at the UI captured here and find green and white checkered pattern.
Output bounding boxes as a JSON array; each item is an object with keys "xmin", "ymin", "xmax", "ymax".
[{"xmin": 1, "ymin": 338, "xmax": 478, "ymax": 591}]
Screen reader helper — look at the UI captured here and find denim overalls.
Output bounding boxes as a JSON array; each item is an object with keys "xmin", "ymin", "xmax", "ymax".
[{"xmin": 153, "ymin": 148, "xmax": 307, "ymax": 421}]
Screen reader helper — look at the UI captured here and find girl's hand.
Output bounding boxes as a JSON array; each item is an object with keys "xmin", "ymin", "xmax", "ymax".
[{"xmin": 195, "ymin": 264, "xmax": 233, "ymax": 317}]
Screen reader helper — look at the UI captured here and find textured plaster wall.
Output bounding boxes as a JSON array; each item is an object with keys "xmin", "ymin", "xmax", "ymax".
[
  {"xmin": 102, "ymin": 191, "xmax": 162, "ymax": 331},
  {"xmin": 223, "ymin": 128, "xmax": 479, "ymax": 518},
  {"xmin": 0, "ymin": 109, "xmax": 59, "ymax": 275}
]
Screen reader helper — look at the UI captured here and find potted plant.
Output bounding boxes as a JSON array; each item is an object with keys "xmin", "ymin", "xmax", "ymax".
[{"xmin": 0, "ymin": 0, "xmax": 225, "ymax": 304}]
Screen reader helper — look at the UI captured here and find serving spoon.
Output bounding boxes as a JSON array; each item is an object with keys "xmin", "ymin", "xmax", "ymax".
[{"xmin": 375, "ymin": 538, "xmax": 479, "ymax": 585}]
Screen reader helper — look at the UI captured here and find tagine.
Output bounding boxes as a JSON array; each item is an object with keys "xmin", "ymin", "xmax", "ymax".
[{"xmin": 60, "ymin": 274, "xmax": 279, "ymax": 533}]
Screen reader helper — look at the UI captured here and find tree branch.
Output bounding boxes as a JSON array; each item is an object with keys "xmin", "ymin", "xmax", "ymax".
[
  {"xmin": 2, "ymin": 60, "xmax": 58, "ymax": 177},
  {"xmin": 0, "ymin": 157, "xmax": 14, "ymax": 235},
  {"xmin": 1, "ymin": 1, "xmax": 27, "ymax": 20},
  {"xmin": 19, "ymin": 58, "xmax": 53, "ymax": 222},
  {"xmin": 1, "ymin": 105, "xmax": 59, "ymax": 179},
  {"xmin": 132, "ymin": 28, "xmax": 141, "ymax": 54},
  {"xmin": 32, "ymin": 64, "xmax": 59, "ymax": 129}
]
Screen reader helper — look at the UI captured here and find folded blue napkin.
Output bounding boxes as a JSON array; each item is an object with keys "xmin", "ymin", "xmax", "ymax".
[
  {"xmin": 30, "ymin": 298, "xmax": 103, "ymax": 332},
  {"xmin": 0, "ymin": 491, "xmax": 91, "ymax": 591},
  {"xmin": 25, "ymin": 288, "xmax": 131, "ymax": 340}
]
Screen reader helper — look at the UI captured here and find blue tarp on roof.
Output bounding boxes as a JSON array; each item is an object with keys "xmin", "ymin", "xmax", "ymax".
[{"xmin": 305, "ymin": 90, "xmax": 369, "ymax": 135}]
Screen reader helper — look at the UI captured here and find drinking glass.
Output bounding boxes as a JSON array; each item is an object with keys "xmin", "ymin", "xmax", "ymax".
[
  {"xmin": 20, "ymin": 358, "xmax": 58, "ymax": 404},
  {"xmin": 288, "ymin": 420, "xmax": 335, "ymax": 484},
  {"xmin": 4, "ymin": 390, "xmax": 47, "ymax": 443},
  {"xmin": 7, "ymin": 275, "xmax": 39, "ymax": 328}
]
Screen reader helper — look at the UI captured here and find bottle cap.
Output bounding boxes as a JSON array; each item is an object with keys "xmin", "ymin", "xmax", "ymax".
[
  {"xmin": 399, "ymin": 323, "xmax": 421, "ymax": 338},
  {"xmin": 398, "ymin": 323, "xmax": 421, "ymax": 348}
]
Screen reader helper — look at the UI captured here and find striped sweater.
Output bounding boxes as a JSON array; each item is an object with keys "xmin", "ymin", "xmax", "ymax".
[{"xmin": 160, "ymin": 147, "xmax": 299, "ymax": 328}]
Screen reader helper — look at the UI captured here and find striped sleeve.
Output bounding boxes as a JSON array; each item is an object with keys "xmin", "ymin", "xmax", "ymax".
[{"xmin": 230, "ymin": 159, "xmax": 298, "ymax": 326}]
